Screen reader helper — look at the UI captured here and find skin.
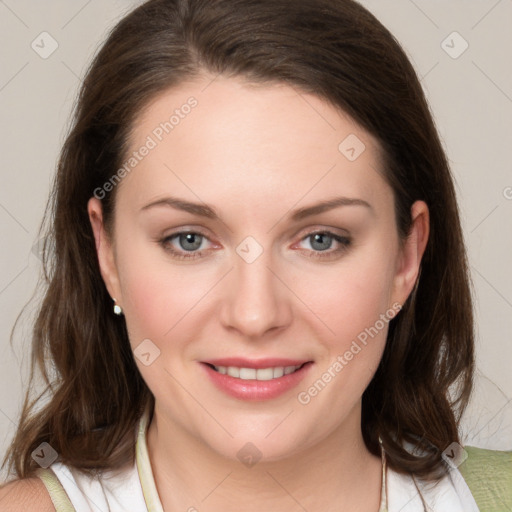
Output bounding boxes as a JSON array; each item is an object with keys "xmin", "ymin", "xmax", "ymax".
[{"xmin": 88, "ymin": 74, "xmax": 429, "ymax": 512}]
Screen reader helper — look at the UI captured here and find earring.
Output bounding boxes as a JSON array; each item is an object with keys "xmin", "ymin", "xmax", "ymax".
[{"xmin": 112, "ymin": 298, "xmax": 123, "ymax": 315}]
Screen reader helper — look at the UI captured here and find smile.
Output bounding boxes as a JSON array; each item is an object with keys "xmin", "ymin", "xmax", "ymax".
[
  {"xmin": 208, "ymin": 363, "xmax": 306, "ymax": 381},
  {"xmin": 200, "ymin": 361, "xmax": 314, "ymax": 401}
]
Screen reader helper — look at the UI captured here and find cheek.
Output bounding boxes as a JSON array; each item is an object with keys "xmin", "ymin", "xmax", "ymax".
[
  {"xmin": 301, "ymin": 249, "xmax": 396, "ymax": 345},
  {"xmin": 114, "ymin": 244, "xmax": 214, "ymax": 399},
  {"xmin": 115, "ymin": 241, "xmax": 213, "ymax": 345},
  {"xmin": 293, "ymin": 255, "xmax": 397, "ymax": 417}
]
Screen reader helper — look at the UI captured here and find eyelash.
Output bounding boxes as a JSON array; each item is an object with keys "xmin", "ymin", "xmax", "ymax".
[{"xmin": 159, "ymin": 230, "xmax": 351, "ymax": 261}]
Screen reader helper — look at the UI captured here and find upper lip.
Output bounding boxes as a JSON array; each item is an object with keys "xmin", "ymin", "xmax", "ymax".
[{"xmin": 202, "ymin": 357, "xmax": 312, "ymax": 369}]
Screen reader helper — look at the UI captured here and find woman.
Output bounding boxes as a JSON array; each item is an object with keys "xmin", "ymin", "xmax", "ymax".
[{"xmin": 1, "ymin": 0, "xmax": 510, "ymax": 510}]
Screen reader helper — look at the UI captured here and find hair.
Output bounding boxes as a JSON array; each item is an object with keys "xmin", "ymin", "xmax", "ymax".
[{"xmin": 3, "ymin": 0, "xmax": 474, "ymax": 482}]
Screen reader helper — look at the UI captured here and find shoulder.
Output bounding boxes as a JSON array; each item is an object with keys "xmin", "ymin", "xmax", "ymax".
[
  {"xmin": 458, "ymin": 445, "xmax": 512, "ymax": 509},
  {"xmin": 461, "ymin": 445, "xmax": 512, "ymax": 477},
  {"xmin": 0, "ymin": 476, "xmax": 56, "ymax": 512}
]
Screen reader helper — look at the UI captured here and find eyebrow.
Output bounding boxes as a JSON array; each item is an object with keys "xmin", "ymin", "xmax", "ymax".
[{"xmin": 140, "ymin": 195, "xmax": 372, "ymax": 221}]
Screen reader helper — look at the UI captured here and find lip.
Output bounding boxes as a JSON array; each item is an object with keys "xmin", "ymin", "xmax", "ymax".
[
  {"xmin": 202, "ymin": 357, "xmax": 311, "ymax": 369},
  {"xmin": 199, "ymin": 360, "xmax": 314, "ymax": 401}
]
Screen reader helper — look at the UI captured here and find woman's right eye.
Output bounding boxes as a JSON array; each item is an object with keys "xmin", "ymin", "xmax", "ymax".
[{"xmin": 159, "ymin": 231, "xmax": 213, "ymax": 260}]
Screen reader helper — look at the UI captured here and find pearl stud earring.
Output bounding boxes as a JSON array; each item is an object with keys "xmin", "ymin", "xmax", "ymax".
[{"xmin": 112, "ymin": 298, "xmax": 123, "ymax": 315}]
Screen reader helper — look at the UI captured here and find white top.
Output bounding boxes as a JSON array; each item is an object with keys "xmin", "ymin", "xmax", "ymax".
[{"xmin": 36, "ymin": 407, "xmax": 481, "ymax": 512}]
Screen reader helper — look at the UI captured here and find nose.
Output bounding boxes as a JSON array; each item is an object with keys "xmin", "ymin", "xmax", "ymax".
[{"xmin": 219, "ymin": 246, "xmax": 293, "ymax": 339}]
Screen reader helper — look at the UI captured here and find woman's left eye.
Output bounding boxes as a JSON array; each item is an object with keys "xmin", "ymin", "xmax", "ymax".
[
  {"xmin": 295, "ymin": 231, "xmax": 351, "ymax": 259},
  {"xmin": 159, "ymin": 230, "xmax": 351, "ymax": 261}
]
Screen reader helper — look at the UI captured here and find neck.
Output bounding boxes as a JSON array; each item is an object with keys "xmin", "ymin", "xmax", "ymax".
[{"xmin": 145, "ymin": 402, "xmax": 383, "ymax": 512}]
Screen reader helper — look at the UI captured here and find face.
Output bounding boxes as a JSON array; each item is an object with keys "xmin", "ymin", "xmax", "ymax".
[{"xmin": 88, "ymin": 75, "xmax": 428, "ymax": 462}]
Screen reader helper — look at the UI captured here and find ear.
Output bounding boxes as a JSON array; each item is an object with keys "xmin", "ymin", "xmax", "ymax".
[
  {"xmin": 87, "ymin": 197, "xmax": 123, "ymax": 306},
  {"xmin": 391, "ymin": 200, "xmax": 430, "ymax": 306}
]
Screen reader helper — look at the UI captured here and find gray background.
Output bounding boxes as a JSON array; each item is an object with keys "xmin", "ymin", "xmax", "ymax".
[{"xmin": 1, "ymin": 0, "xmax": 511, "ymax": 481}]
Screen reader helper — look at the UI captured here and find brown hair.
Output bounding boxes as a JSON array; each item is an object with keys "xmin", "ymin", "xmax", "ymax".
[{"xmin": 3, "ymin": 0, "xmax": 474, "ymax": 481}]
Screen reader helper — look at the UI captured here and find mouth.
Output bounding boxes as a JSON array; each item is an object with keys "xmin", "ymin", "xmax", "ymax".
[
  {"xmin": 199, "ymin": 360, "xmax": 314, "ymax": 401},
  {"xmin": 203, "ymin": 361, "xmax": 310, "ymax": 381}
]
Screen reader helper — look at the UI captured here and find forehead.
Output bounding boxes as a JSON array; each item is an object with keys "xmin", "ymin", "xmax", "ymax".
[{"xmin": 118, "ymin": 75, "xmax": 390, "ymax": 214}]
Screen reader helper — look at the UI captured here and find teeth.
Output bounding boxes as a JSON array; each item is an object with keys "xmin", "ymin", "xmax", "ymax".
[{"xmin": 214, "ymin": 364, "xmax": 303, "ymax": 380}]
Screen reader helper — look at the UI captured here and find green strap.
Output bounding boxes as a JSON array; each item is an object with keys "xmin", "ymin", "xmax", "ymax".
[
  {"xmin": 35, "ymin": 467, "xmax": 76, "ymax": 512},
  {"xmin": 458, "ymin": 445, "xmax": 512, "ymax": 512}
]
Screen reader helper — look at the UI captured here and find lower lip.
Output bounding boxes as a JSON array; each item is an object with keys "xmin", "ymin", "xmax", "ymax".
[{"xmin": 200, "ymin": 362, "xmax": 314, "ymax": 401}]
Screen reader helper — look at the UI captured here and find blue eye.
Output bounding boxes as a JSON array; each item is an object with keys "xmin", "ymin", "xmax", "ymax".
[
  {"xmin": 298, "ymin": 231, "xmax": 351, "ymax": 259},
  {"xmin": 160, "ymin": 231, "xmax": 210, "ymax": 260},
  {"xmin": 175, "ymin": 232, "xmax": 204, "ymax": 251}
]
